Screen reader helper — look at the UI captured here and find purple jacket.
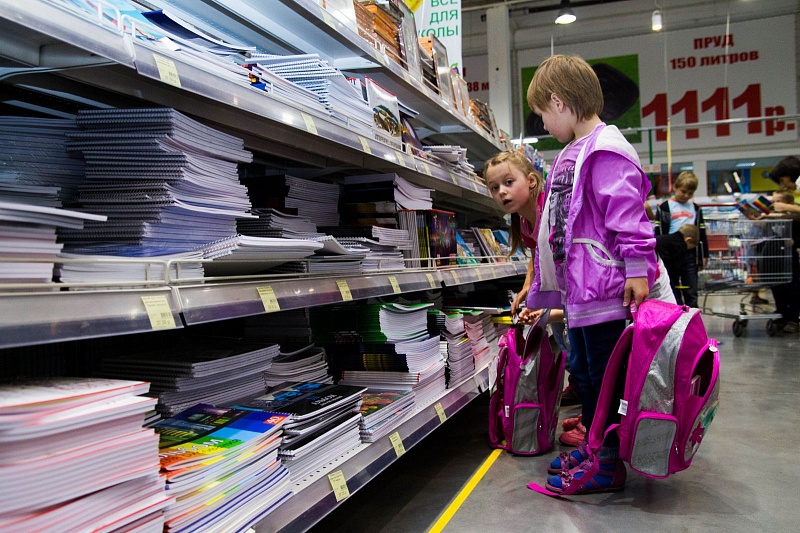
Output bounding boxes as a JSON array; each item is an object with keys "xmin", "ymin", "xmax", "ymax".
[{"xmin": 526, "ymin": 123, "xmax": 657, "ymax": 327}]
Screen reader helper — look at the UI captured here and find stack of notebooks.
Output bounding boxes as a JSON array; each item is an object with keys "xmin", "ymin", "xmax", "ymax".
[
  {"xmin": 262, "ymin": 344, "xmax": 333, "ymax": 387},
  {"xmin": 423, "ymin": 145, "xmax": 476, "ymax": 176},
  {"xmin": 154, "ymin": 404, "xmax": 291, "ymax": 532},
  {"xmin": 283, "ymin": 176, "xmax": 340, "ymax": 227},
  {"xmin": 0, "ymin": 378, "xmax": 170, "ymax": 532},
  {"xmin": 247, "ymin": 53, "xmax": 374, "ymax": 136},
  {"xmin": 235, "ymin": 382, "xmax": 366, "ymax": 482},
  {"xmin": 460, "ymin": 310, "xmax": 496, "ymax": 371},
  {"xmin": 61, "ymin": 108, "xmax": 254, "ymax": 253},
  {"xmin": 0, "ymin": 116, "xmax": 85, "ymax": 206},
  {"xmin": 358, "ymin": 389, "xmax": 416, "ymax": 443},
  {"xmin": 201, "ymin": 235, "xmax": 323, "ymax": 276},
  {"xmin": 96, "ymin": 339, "xmax": 281, "ymax": 418},
  {"xmin": 316, "ymin": 302, "xmax": 447, "ymax": 407},
  {"xmin": 340, "ymin": 173, "xmax": 433, "ymax": 215},
  {"xmin": 471, "ymin": 227, "xmax": 505, "ymax": 263},
  {"xmin": 0, "ymin": 201, "xmax": 106, "ymax": 284},
  {"xmin": 237, "ymin": 208, "xmax": 323, "ymax": 239},
  {"xmin": 430, "ymin": 309, "xmax": 475, "ymax": 387}
]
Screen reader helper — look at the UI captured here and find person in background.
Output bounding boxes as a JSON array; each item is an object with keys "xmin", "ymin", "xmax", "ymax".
[
  {"xmin": 525, "ymin": 54, "xmax": 673, "ymax": 495},
  {"xmin": 654, "ymin": 171, "xmax": 709, "ymax": 307},
  {"xmin": 767, "ymin": 156, "xmax": 800, "ymax": 195},
  {"xmin": 763, "ymin": 190, "xmax": 800, "ymax": 333},
  {"xmin": 655, "ymin": 224, "xmax": 699, "ymax": 303}
]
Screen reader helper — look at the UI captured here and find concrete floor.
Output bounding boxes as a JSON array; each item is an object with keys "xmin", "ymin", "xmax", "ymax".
[{"xmin": 311, "ymin": 304, "xmax": 800, "ymax": 533}]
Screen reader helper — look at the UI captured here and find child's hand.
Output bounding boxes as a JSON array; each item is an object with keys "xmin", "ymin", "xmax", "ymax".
[
  {"xmin": 511, "ymin": 290, "xmax": 527, "ymax": 317},
  {"xmin": 623, "ymin": 277, "xmax": 650, "ymax": 310},
  {"xmin": 518, "ymin": 308, "xmax": 543, "ymax": 324}
]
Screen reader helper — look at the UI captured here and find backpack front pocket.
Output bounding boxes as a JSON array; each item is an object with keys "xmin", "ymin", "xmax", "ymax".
[
  {"xmin": 629, "ymin": 412, "xmax": 678, "ymax": 477},
  {"xmin": 509, "ymin": 403, "xmax": 544, "ymax": 455}
]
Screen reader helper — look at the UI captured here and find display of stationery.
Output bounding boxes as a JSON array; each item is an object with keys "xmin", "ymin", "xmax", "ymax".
[
  {"xmin": 0, "ymin": 378, "xmax": 169, "ymax": 530},
  {"xmin": 358, "ymin": 388, "xmax": 416, "ymax": 442},
  {"xmin": 262, "ymin": 344, "xmax": 333, "ymax": 387},
  {"xmin": 365, "ymin": 77, "xmax": 403, "ymax": 150}
]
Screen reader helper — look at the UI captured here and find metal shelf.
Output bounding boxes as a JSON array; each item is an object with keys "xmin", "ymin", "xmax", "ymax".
[
  {"xmin": 440, "ymin": 263, "xmax": 523, "ymax": 286},
  {"xmin": 263, "ymin": 364, "xmax": 491, "ymax": 533},
  {"xmin": 176, "ymin": 270, "xmax": 445, "ymax": 325},
  {"xmin": 0, "ymin": 287, "xmax": 182, "ymax": 349}
]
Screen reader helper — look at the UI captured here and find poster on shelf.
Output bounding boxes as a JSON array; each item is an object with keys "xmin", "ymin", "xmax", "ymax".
[
  {"xmin": 398, "ymin": 1, "xmax": 423, "ymax": 82},
  {"xmin": 365, "ymin": 77, "xmax": 403, "ymax": 151}
]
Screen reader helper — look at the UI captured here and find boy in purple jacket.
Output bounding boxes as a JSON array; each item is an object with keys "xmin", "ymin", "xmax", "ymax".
[{"xmin": 524, "ymin": 54, "xmax": 660, "ymax": 494}]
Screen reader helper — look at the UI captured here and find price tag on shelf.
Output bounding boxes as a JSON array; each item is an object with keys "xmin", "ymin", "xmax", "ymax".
[
  {"xmin": 327, "ymin": 470, "xmax": 350, "ymax": 501},
  {"xmin": 434, "ymin": 402, "xmax": 447, "ymax": 423},
  {"xmin": 475, "ymin": 268, "xmax": 483, "ymax": 281},
  {"xmin": 141, "ymin": 295, "xmax": 177, "ymax": 330},
  {"xmin": 153, "ymin": 55, "xmax": 181, "ymax": 88},
  {"xmin": 396, "ymin": 153, "xmax": 406, "ymax": 168},
  {"xmin": 336, "ymin": 279, "xmax": 353, "ymax": 301},
  {"xmin": 471, "ymin": 181, "xmax": 480, "ymax": 193},
  {"xmin": 359, "ymin": 136, "xmax": 372, "ymax": 154},
  {"xmin": 401, "ymin": 70, "xmax": 412, "ymax": 84},
  {"xmin": 322, "ymin": 11, "xmax": 335, "ymax": 28},
  {"xmin": 422, "ymin": 162, "xmax": 432, "ymax": 176},
  {"xmin": 450, "ymin": 174, "xmax": 458, "ymax": 185},
  {"xmin": 389, "ymin": 431, "xmax": 405, "ymax": 457},
  {"xmin": 388, "ymin": 275, "xmax": 402, "ymax": 294},
  {"xmin": 451, "ymin": 270, "xmax": 460, "ymax": 284},
  {"xmin": 301, "ymin": 113, "xmax": 318, "ymax": 135},
  {"xmin": 256, "ymin": 285, "xmax": 280, "ymax": 312},
  {"xmin": 425, "ymin": 273, "xmax": 437, "ymax": 289}
]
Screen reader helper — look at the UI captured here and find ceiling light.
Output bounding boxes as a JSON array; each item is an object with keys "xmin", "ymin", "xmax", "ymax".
[
  {"xmin": 555, "ymin": 0, "xmax": 576, "ymax": 25},
  {"xmin": 652, "ymin": 9, "xmax": 663, "ymax": 31}
]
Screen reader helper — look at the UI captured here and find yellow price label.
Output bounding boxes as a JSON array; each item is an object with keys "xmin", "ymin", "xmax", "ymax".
[
  {"xmin": 434, "ymin": 402, "xmax": 447, "ymax": 423},
  {"xmin": 402, "ymin": 70, "xmax": 411, "ymax": 84},
  {"xmin": 327, "ymin": 470, "xmax": 350, "ymax": 501},
  {"xmin": 451, "ymin": 270, "xmax": 460, "ymax": 284},
  {"xmin": 153, "ymin": 54, "xmax": 181, "ymax": 88},
  {"xmin": 336, "ymin": 279, "xmax": 353, "ymax": 301},
  {"xmin": 322, "ymin": 11, "xmax": 335, "ymax": 28},
  {"xmin": 141, "ymin": 295, "xmax": 177, "ymax": 330},
  {"xmin": 472, "ymin": 181, "xmax": 480, "ymax": 193},
  {"xmin": 301, "ymin": 113, "xmax": 318, "ymax": 135},
  {"xmin": 389, "ymin": 431, "xmax": 405, "ymax": 457},
  {"xmin": 256, "ymin": 285, "xmax": 280, "ymax": 312},
  {"xmin": 425, "ymin": 273, "xmax": 437, "ymax": 289},
  {"xmin": 359, "ymin": 136, "xmax": 372, "ymax": 154},
  {"xmin": 396, "ymin": 153, "xmax": 406, "ymax": 168},
  {"xmin": 388, "ymin": 275, "xmax": 401, "ymax": 294},
  {"xmin": 451, "ymin": 174, "xmax": 458, "ymax": 185},
  {"xmin": 422, "ymin": 163, "xmax": 432, "ymax": 176},
  {"xmin": 475, "ymin": 268, "xmax": 483, "ymax": 281}
]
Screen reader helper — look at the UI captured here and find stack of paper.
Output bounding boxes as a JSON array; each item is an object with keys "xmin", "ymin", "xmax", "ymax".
[
  {"xmin": 154, "ymin": 404, "xmax": 291, "ymax": 532},
  {"xmin": 358, "ymin": 389, "xmax": 416, "ymax": 443},
  {"xmin": 262, "ymin": 345, "xmax": 333, "ymax": 387},
  {"xmin": 0, "ymin": 378, "xmax": 170, "ymax": 532},
  {"xmin": 284, "ymin": 176, "xmax": 340, "ymax": 227},
  {"xmin": 56, "ymin": 245, "xmax": 204, "ymax": 285},
  {"xmin": 0, "ymin": 201, "xmax": 106, "ymax": 284},
  {"xmin": 429, "ymin": 309, "xmax": 474, "ymax": 386},
  {"xmin": 0, "ymin": 116, "xmax": 85, "ymax": 205},
  {"xmin": 340, "ymin": 173, "xmax": 433, "ymax": 212},
  {"xmin": 97, "ymin": 340, "xmax": 281, "ymax": 418},
  {"xmin": 201, "ymin": 235, "xmax": 323, "ymax": 276},
  {"xmin": 238, "ymin": 208, "xmax": 322, "ymax": 239},
  {"xmin": 62, "ymin": 108, "xmax": 253, "ymax": 253},
  {"xmin": 236, "ymin": 382, "xmax": 366, "ymax": 482},
  {"xmin": 461, "ymin": 311, "xmax": 495, "ymax": 371},
  {"xmin": 423, "ymin": 145, "xmax": 476, "ymax": 176},
  {"xmin": 248, "ymin": 54, "xmax": 374, "ymax": 135}
]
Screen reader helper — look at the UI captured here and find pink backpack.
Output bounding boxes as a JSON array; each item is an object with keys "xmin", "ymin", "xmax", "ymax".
[
  {"xmin": 531, "ymin": 299, "xmax": 720, "ymax": 494},
  {"xmin": 489, "ymin": 310, "xmax": 565, "ymax": 455}
]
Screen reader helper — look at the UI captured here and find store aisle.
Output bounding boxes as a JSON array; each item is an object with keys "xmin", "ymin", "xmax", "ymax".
[{"xmin": 310, "ymin": 312, "xmax": 800, "ymax": 533}]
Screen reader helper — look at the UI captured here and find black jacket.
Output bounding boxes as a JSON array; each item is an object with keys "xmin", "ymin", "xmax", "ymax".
[{"xmin": 655, "ymin": 200, "xmax": 709, "ymax": 266}]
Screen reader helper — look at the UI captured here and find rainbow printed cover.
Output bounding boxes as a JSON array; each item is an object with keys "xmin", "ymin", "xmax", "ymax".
[{"xmin": 155, "ymin": 403, "xmax": 288, "ymax": 470}]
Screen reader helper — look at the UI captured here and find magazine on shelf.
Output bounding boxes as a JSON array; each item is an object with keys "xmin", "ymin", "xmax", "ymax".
[
  {"xmin": 236, "ymin": 381, "xmax": 366, "ymax": 422},
  {"xmin": 365, "ymin": 77, "xmax": 402, "ymax": 150},
  {"xmin": 154, "ymin": 404, "xmax": 289, "ymax": 470}
]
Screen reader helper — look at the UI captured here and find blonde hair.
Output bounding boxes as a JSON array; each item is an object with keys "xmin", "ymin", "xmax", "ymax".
[
  {"xmin": 674, "ymin": 171, "xmax": 699, "ymax": 193},
  {"xmin": 483, "ymin": 151, "xmax": 543, "ymax": 257},
  {"xmin": 526, "ymin": 54, "xmax": 603, "ymax": 121},
  {"xmin": 678, "ymin": 224, "xmax": 699, "ymax": 249}
]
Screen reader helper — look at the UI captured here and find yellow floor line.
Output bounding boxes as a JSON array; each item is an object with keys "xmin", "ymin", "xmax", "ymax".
[{"xmin": 427, "ymin": 448, "xmax": 503, "ymax": 533}]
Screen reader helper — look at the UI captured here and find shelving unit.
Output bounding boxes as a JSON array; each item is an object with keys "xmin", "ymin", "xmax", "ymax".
[{"xmin": 0, "ymin": 1, "xmax": 519, "ymax": 531}]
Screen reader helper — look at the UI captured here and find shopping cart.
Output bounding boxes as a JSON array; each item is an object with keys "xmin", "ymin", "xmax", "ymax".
[{"xmin": 698, "ymin": 208, "xmax": 793, "ymax": 336}]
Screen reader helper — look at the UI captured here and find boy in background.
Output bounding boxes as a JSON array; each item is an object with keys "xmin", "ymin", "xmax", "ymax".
[{"xmin": 655, "ymin": 172, "xmax": 709, "ymax": 307}]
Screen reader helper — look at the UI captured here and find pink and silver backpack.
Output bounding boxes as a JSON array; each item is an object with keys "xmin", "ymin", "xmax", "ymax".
[
  {"xmin": 531, "ymin": 299, "xmax": 720, "ymax": 494},
  {"xmin": 489, "ymin": 310, "xmax": 565, "ymax": 455}
]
